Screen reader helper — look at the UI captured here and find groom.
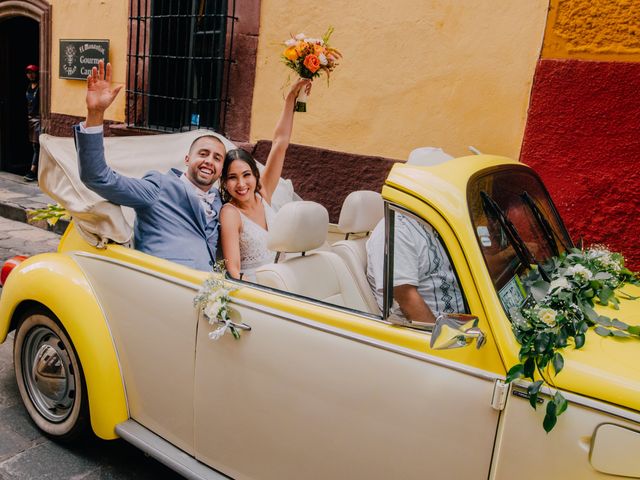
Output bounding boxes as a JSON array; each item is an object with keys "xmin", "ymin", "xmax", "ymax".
[{"xmin": 75, "ymin": 60, "xmax": 225, "ymax": 270}]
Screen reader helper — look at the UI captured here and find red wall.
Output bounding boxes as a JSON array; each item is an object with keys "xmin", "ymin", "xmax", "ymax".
[{"xmin": 520, "ymin": 59, "xmax": 640, "ymax": 270}]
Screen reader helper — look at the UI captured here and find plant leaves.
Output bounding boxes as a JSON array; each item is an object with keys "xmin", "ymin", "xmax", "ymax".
[
  {"xmin": 595, "ymin": 316, "xmax": 612, "ymax": 327},
  {"xmin": 543, "ymin": 400, "xmax": 558, "ymax": 433},
  {"xmin": 523, "ymin": 357, "xmax": 536, "ymax": 379},
  {"xmin": 527, "ymin": 380, "xmax": 543, "ymax": 409},
  {"xmin": 530, "ymin": 280, "xmax": 551, "ymax": 302},
  {"xmin": 553, "ymin": 391, "xmax": 568, "ymax": 416},
  {"xmin": 594, "ymin": 272, "xmax": 612, "ymax": 280},
  {"xmin": 534, "ymin": 332, "xmax": 551, "ymax": 353},
  {"xmin": 594, "ymin": 326, "xmax": 612, "ymax": 337},
  {"xmin": 597, "ymin": 286, "xmax": 613, "ymax": 305},
  {"xmin": 611, "ymin": 330, "xmax": 630, "ymax": 338},
  {"xmin": 583, "ymin": 305, "xmax": 599, "ymax": 322},
  {"xmin": 612, "ymin": 319, "xmax": 629, "ymax": 330},
  {"xmin": 552, "ymin": 353, "xmax": 564, "ymax": 375},
  {"xmin": 627, "ymin": 325, "xmax": 640, "ymax": 336},
  {"xmin": 506, "ymin": 363, "xmax": 524, "ymax": 383},
  {"xmin": 575, "ymin": 333, "xmax": 586, "ymax": 348}
]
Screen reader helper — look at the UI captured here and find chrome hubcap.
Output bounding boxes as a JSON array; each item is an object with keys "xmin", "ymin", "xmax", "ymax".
[{"xmin": 22, "ymin": 326, "xmax": 76, "ymax": 422}]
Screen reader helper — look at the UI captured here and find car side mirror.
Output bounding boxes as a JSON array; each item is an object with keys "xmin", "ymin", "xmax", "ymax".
[{"xmin": 430, "ymin": 314, "xmax": 485, "ymax": 350}]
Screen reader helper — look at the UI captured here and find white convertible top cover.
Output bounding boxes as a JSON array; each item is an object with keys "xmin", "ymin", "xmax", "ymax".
[{"xmin": 39, "ymin": 129, "xmax": 296, "ymax": 247}]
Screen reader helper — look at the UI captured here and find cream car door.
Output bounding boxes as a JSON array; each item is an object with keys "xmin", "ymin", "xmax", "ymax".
[
  {"xmin": 71, "ymin": 252, "xmax": 200, "ymax": 455},
  {"xmin": 193, "ymin": 289, "xmax": 503, "ymax": 480}
]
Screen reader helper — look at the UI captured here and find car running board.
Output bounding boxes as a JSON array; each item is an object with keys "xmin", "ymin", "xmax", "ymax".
[{"xmin": 115, "ymin": 420, "xmax": 230, "ymax": 480}]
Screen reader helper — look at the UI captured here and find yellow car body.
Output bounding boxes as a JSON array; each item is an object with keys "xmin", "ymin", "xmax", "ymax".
[{"xmin": 1, "ymin": 155, "xmax": 639, "ymax": 479}]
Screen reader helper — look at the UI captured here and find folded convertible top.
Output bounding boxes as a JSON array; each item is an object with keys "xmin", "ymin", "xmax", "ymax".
[{"xmin": 39, "ymin": 129, "xmax": 296, "ymax": 247}]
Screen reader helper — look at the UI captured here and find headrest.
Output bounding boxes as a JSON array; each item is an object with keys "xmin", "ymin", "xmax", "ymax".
[
  {"xmin": 268, "ymin": 201, "xmax": 329, "ymax": 253},
  {"xmin": 338, "ymin": 190, "xmax": 384, "ymax": 234}
]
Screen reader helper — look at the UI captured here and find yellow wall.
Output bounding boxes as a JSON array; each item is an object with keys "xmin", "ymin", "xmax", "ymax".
[
  {"xmin": 543, "ymin": 0, "xmax": 640, "ymax": 61},
  {"xmin": 251, "ymin": 0, "xmax": 549, "ymax": 160},
  {"xmin": 50, "ymin": 0, "xmax": 127, "ymax": 122}
]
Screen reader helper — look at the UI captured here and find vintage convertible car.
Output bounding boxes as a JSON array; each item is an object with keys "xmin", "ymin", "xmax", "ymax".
[{"xmin": 0, "ymin": 131, "xmax": 638, "ymax": 480}]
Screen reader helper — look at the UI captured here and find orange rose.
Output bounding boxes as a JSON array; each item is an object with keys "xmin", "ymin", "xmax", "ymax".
[
  {"xmin": 284, "ymin": 46, "xmax": 298, "ymax": 61},
  {"xmin": 303, "ymin": 54, "xmax": 320, "ymax": 73}
]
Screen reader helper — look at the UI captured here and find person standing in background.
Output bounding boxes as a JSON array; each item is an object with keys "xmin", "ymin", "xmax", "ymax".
[{"xmin": 23, "ymin": 64, "xmax": 40, "ymax": 182}]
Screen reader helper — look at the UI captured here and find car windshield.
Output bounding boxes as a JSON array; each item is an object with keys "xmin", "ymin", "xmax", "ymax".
[{"xmin": 467, "ymin": 166, "xmax": 573, "ymax": 312}]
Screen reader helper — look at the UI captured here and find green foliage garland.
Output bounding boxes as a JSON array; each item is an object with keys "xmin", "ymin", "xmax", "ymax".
[{"xmin": 506, "ymin": 246, "xmax": 640, "ymax": 432}]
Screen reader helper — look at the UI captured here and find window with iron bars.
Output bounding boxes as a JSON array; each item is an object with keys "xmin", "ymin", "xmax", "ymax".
[{"xmin": 127, "ymin": 0, "xmax": 235, "ymax": 133}]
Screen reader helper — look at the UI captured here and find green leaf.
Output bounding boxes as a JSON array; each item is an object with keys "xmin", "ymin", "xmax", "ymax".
[
  {"xmin": 594, "ymin": 326, "xmax": 612, "ymax": 337},
  {"xmin": 575, "ymin": 333, "xmax": 586, "ymax": 348},
  {"xmin": 543, "ymin": 401, "xmax": 558, "ymax": 433},
  {"xmin": 612, "ymin": 319, "xmax": 629, "ymax": 330},
  {"xmin": 583, "ymin": 305, "xmax": 599, "ymax": 322},
  {"xmin": 527, "ymin": 380, "xmax": 543, "ymax": 410},
  {"xmin": 627, "ymin": 325, "xmax": 640, "ymax": 336},
  {"xmin": 611, "ymin": 330, "xmax": 630, "ymax": 338},
  {"xmin": 553, "ymin": 391, "xmax": 568, "ymax": 416},
  {"xmin": 597, "ymin": 286, "xmax": 613, "ymax": 305},
  {"xmin": 552, "ymin": 353, "xmax": 564, "ymax": 375},
  {"xmin": 531, "ymin": 280, "xmax": 551, "ymax": 302},
  {"xmin": 534, "ymin": 332, "xmax": 551, "ymax": 353},
  {"xmin": 506, "ymin": 363, "xmax": 524, "ymax": 383},
  {"xmin": 582, "ymin": 288, "xmax": 595, "ymax": 299},
  {"xmin": 523, "ymin": 357, "xmax": 536, "ymax": 379},
  {"xmin": 594, "ymin": 272, "xmax": 612, "ymax": 280},
  {"xmin": 595, "ymin": 316, "xmax": 612, "ymax": 327}
]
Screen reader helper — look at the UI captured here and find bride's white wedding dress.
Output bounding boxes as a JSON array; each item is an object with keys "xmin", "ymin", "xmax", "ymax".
[{"xmin": 236, "ymin": 194, "xmax": 277, "ymax": 282}]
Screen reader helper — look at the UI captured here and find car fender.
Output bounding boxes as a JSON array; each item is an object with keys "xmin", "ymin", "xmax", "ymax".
[{"xmin": 0, "ymin": 253, "xmax": 127, "ymax": 440}]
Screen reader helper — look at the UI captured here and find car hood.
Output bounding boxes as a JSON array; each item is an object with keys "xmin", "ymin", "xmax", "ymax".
[{"xmin": 557, "ymin": 283, "xmax": 640, "ymax": 412}]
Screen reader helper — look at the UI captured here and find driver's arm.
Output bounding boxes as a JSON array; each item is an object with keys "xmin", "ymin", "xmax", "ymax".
[{"xmin": 393, "ymin": 284, "xmax": 437, "ymax": 324}]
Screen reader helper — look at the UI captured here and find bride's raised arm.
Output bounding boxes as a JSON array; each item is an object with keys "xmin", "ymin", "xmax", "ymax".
[{"xmin": 259, "ymin": 79, "xmax": 312, "ymax": 204}]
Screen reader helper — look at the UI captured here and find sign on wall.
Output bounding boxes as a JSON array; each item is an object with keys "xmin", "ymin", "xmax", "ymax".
[{"xmin": 59, "ymin": 40, "xmax": 109, "ymax": 80}]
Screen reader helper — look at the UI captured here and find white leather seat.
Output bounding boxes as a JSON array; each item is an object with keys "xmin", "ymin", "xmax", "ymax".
[
  {"xmin": 331, "ymin": 191, "xmax": 384, "ymax": 315},
  {"xmin": 256, "ymin": 201, "xmax": 370, "ymax": 313}
]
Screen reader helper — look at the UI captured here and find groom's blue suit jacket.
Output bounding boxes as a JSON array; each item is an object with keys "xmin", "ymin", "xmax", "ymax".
[{"xmin": 74, "ymin": 126, "xmax": 221, "ymax": 271}]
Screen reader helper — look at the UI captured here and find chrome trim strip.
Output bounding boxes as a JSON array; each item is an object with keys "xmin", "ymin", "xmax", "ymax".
[
  {"xmin": 115, "ymin": 420, "xmax": 229, "ymax": 480},
  {"xmin": 230, "ymin": 296, "xmax": 501, "ymax": 382},
  {"xmin": 512, "ymin": 382, "xmax": 640, "ymax": 424}
]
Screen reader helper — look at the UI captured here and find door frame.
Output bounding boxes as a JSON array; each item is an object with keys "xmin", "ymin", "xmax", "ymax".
[{"xmin": 0, "ymin": 1, "xmax": 52, "ymax": 130}]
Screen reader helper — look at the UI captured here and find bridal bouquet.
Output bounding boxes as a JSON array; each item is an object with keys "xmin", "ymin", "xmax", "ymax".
[{"xmin": 281, "ymin": 27, "xmax": 342, "ymax": 111}]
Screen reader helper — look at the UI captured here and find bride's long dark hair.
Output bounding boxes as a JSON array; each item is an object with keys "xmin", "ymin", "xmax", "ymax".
[{"xmin": 220, "ymin": 148, "xmax": 262, "ymax": 203}]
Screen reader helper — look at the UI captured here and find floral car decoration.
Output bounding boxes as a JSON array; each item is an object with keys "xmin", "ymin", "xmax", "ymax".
[{"xmin": 507, "ymin": 246, "xmax": 640, "ymax": 432}]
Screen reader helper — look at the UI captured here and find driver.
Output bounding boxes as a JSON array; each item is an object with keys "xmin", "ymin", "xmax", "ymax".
[{"xmin": 366, "ymin": 213, "xmax": 465, "ymax": 324}]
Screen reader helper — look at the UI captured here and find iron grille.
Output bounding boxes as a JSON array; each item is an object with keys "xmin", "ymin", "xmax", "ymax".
[{"xmin": 127, "ymin": 0, "xmax": 235, "ymax": 133}]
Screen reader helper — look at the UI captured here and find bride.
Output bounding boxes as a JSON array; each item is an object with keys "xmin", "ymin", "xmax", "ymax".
[{"xmin": 220, "ymin": 79, "xmax": 311, "ymax": 281}]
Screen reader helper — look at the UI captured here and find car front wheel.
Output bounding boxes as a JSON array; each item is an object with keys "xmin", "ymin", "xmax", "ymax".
[{"xmin": 13, "ymin": 307, "xmax": 90, "ymax": 442}]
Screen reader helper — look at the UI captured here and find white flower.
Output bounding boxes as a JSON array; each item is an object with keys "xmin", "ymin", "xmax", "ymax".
[
  {"xmin": 284, "ymin": 38, "xmax": 296, "ymax": 46},
  {"xmin": 295, "ymin": 33, "xmax": 306, "ymax": 40},
  {"xmin": 566, "ymin": 264, "xmax": 593, "ymax": 282},
  {"xmin": 538, "ymin": 307, "xmax": 557, "ymax": 327},
  {"xmin": 204, "ymin": 301, "xmax": 222, "ymax": 321},
  {"xmin": 208, "ymin": 323, "xmax": 227, "ymax": 341},
  {"xmin": 549, "ymin": 277, "xmax": 570, "ymax": 292},
  {"xmin": 318, "ymin": 53, "xmax": 328, "ymax": 65}
]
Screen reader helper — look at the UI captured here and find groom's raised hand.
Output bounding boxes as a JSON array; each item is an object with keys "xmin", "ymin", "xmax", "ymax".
[{"xmin": 85, "ymin": 60, "xmax": 122, "ymax": 127}]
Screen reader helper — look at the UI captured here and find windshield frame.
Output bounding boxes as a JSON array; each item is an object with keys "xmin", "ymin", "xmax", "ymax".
[{"xmin": 467, "ymin": 165, "xmax": 573, "ymax": 311}]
